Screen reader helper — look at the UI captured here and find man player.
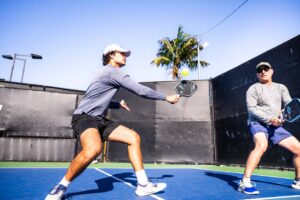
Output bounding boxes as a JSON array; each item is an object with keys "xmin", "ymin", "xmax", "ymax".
[
  {"xmin": 45, "ymin": 44, "xmax": 180, "ymax": 200},
  {"xmin": 238, "ymin": 61, "xmax": 300, "ymax": 194}
]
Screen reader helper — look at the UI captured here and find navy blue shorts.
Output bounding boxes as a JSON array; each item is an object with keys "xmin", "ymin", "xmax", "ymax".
[
  {"xmin": 71, "ymin": 113, "xmax": 120, "ymax": 141},
  {"xmin": 248, "ymin": 122, "xmax": 292, "ymax": 144}
]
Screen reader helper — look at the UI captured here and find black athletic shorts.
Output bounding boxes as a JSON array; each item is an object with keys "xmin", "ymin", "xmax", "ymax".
[{"xmin": 71, "ymin": 113, "xmax": 120, "ymax": 141}]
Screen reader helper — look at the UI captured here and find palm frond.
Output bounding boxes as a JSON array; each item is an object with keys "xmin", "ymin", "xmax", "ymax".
[
  {"xmin": 151, "ymin": 56, "xmax": 170, "ymax": 67},
  {"xmin": 159, "ymin": 38, "xmax": 173, "ymax": 54},
  {"xmin": 200, "ymin": 60, "xmax": 210, "ymax": 67}
]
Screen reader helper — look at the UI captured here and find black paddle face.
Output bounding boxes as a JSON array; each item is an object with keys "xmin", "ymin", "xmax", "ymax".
[
  {"xmin": 283, "ymin": 98, "xmax": 300, "ymax": 122},
  {"xmin": 175, "ymin": 80, "xmax": 198, "ymax": 97}
]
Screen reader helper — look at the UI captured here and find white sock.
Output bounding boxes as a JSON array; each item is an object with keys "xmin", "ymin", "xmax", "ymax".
[
  {"xmin": 59, "ymin": 177, "xmax": 70, "ymax": 187},
  {"xmin": 136, "ymin": 170, "xmax": 148, "ymax": 185},
  {"xmin": 242, "ymin": 177, "xmax": 250, "ymax": 183},
  {"xmin": 242, "ymin": 177, "xmax": 253, "ymax": 187}
]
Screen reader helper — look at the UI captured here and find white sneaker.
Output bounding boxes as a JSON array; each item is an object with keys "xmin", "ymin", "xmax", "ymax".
[
  {"xmin": 291, "ymin": 180, "xmax": 300, "ymax": 189},
  {"xmin": 91, "ymin": 160, "xmax": 99, "ymax": 164},
  {"xmin": 238, "ymin": 180, "xmax": 260, "ymax": 195},
  {"xmin": 45, "ymin": 184, "xmax": 67, "ymax": 200},
  {"xmin": 135, "ymin": 182, "xmax": 167, "ymax": 196}
]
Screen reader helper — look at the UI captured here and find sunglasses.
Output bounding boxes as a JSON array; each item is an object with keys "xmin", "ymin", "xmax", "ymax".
[
  {"xmin": 116, "ymin": 51, "xmax": 127, "ymax": 57},
  {"xmin": 256, "ymin": 66, "xmax": 271, "ymax": 73}
]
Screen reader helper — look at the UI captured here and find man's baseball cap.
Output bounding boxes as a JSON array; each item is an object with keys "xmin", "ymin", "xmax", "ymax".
[
  {"xmin": 103, "ymin": 44, "xmax": 131, "ymax": 57},
  {"xmin": 256, "ymin": 61, "xmax": 272, "ymax": 69}
]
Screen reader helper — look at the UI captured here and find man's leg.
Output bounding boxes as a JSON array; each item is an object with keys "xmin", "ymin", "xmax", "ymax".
[
  {"xmin": 108, "ymin": 125, "xmax": 143, "ymax": 172},
  {"xmin": 45, "ymin": 128, "xmax": 102, "ymax": 200},
  {"xmin": 108, "ymin": 125, "xmax": 166, "ymax": 196},
  {"xmin": 239, "ymin": 132, "xmax": 268, "ymax": 195},
  {"xmin": 278, "ymin": 136, "xmax": 300, "ymax": 189},
  {"xmin": 243, "ymin": 132, "xmax": 268, "ymax": 179},
  {"xmin": 65, "ymin": 128, "xmax": 102, "ymax": 181}
]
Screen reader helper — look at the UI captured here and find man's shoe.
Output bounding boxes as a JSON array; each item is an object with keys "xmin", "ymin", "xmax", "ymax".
[
  {"xmin": 238, "ymin": 180, "xmax": 260, "ymax": 195},
  {"xmin": 291, "ymin": 180, "xmax": 300, "ymax": 189},
  {"xmin": 45, "ymin": 184, "xmax": 67, "ymax": 200},
  {"xmin": 135, "ymin": 182, "xmax": 167, "ymax": 196}
]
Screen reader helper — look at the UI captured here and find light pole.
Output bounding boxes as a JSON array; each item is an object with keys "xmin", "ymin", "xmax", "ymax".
[
  {"xmin": 20, "ymin": 58, "xmax": 27, "ymax": 83},
  {"xmin": 2, "ymin": 53, "xmax": 42, "ymax": 82},
  {"xmin": 197, "ymin": 39, "xmax": 209, "ymax": 80}
]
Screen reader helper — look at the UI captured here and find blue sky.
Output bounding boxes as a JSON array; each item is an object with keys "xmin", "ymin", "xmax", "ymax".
[{"xmin": 0, "ymin": 0, "xmax": 299, "ymax": 90}]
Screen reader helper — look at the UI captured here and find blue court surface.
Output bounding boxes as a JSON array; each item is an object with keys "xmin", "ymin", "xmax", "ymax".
[{"xmin": 1, "ymin": 167, "xmax": 300, "ymax": 200}]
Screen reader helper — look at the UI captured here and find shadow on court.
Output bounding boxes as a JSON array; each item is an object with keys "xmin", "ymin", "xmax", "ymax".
[
  {"xmin": 64, "ymin": 172, "xmax": 173, "ymax": 199},
  {"xmin": 205, "ymin": 171, "xmax": 291, "ymax": 191}
]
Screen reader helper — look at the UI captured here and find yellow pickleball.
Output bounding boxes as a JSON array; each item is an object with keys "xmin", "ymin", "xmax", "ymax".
[{"xmin": 181, "ymin": 68, "xmax": 190, "ymax": 76}]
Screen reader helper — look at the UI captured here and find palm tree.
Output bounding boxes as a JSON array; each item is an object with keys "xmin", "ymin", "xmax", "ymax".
[{"xmin": 151, "ymin": 25, "xmax": 209, "ymax": 80}]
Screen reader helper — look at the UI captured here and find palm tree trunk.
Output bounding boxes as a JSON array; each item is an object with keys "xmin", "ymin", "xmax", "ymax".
[{"xmin": 172, "ymin": 65, "xmax": 179, "ymax": 80}]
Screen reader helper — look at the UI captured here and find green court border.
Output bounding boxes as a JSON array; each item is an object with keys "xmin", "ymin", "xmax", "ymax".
[{"xmin": 0, "ymin": 161, "xmax": 295, "ymax": 179}]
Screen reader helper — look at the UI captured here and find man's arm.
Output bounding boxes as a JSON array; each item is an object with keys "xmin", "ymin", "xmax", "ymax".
[
  {"xmin": 109, "ymin": 100, "xmax": 131, "ymax": 110},
  {"xmin": 281, "ymin": 84, "xmax": 292, "ymax": 107},
  {"xmin": 110, "ymin": 69, "xmax": 179, "ymax": 104},
  {"xmin": 111, "ymin": 70, "xmax": 166, "ymax": 100}
]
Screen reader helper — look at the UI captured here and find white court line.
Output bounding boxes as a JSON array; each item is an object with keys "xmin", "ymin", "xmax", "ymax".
[
  {"xmin": 194, "ymin": 167, "xmax": 293, "ymax": 180},
  {"xmin": 94, "ymin": 168, "xmax": 165, "ymax": 200},
  {"xmin": 243, "ymin": 195, "xmax": 300, "ymax": 200}
]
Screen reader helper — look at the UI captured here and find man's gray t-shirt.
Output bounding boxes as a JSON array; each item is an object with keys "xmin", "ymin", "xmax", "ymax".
[
  {"xmin": 246, "ymin": 82, "xmax": 291, "ymax": 125},
  {"xmin": 74, "ymin": 65, "xmax": 166, "ymax": 117}
]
